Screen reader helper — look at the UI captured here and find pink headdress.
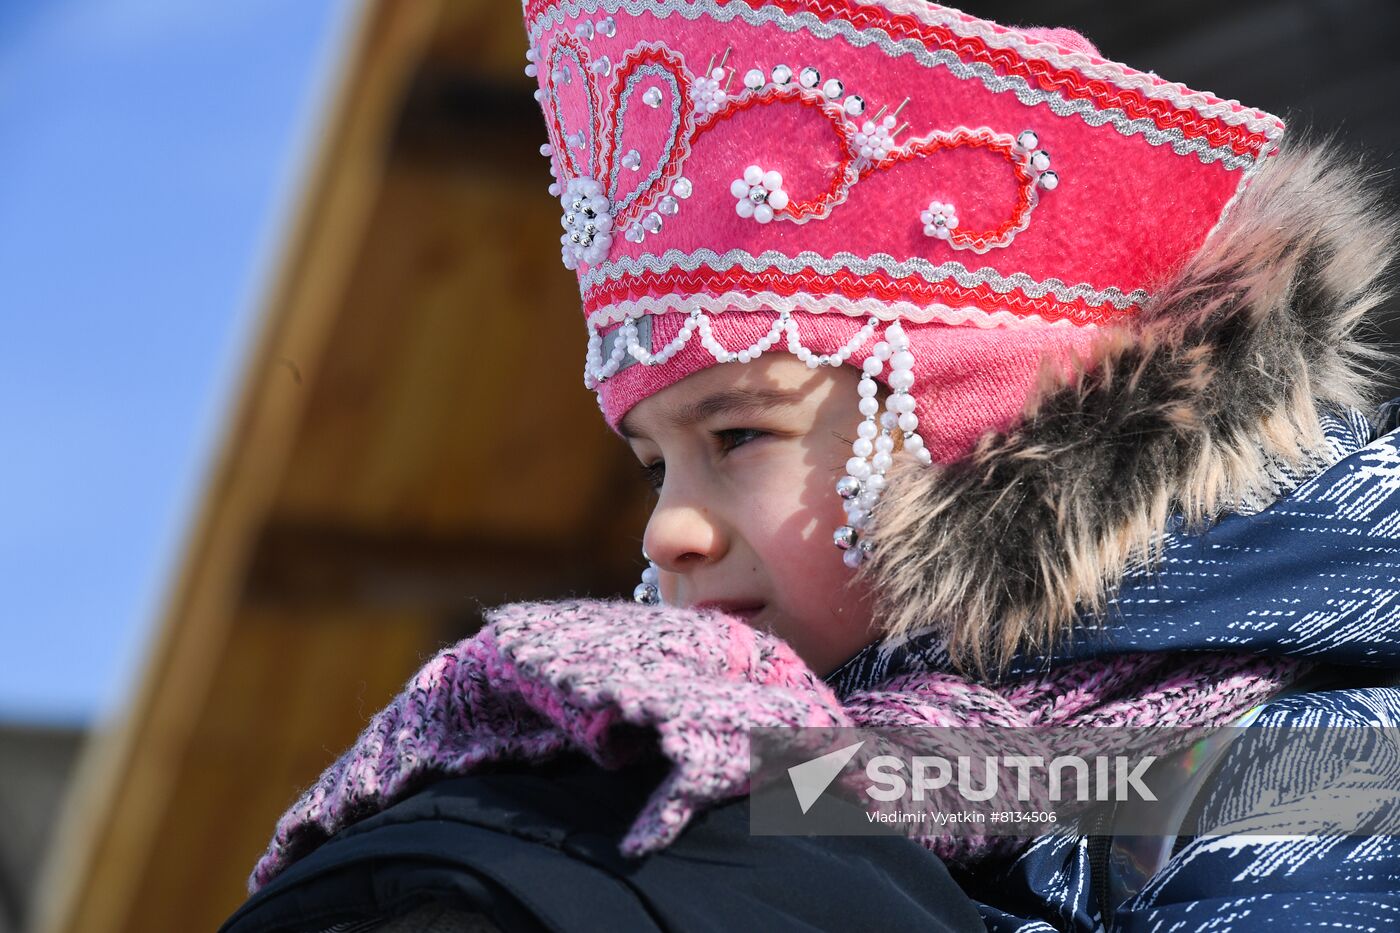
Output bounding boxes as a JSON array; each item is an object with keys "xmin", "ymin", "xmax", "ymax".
[{"xmin": 519, "ymin": 0, "xmax": 1283, "ymax": 584}]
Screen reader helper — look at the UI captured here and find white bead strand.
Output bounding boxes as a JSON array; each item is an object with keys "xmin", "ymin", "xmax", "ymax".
[
  {"xmin": 584, "ymin": 318, "xmax": 631, "ymax": 386},
  {"xmin": 832, "ymin": 318, "xmax": 933, "ymax": 567},
  {"xmin": 626, "ymin": 313, "xmax": 697, "ymax": 367},
  {"xmin": 585, "ymin": 309, "xmax": 880, "ymax": 394},
  {"xmin": 634, "ymin": 559, "xmax": 663, "ymax": 605},
  {"xmin": 880, "ymin": 321, "xmax": 932, "ymax": 467},
  {"xmin": 692, "ymin": 310, "xmax": 788, "ymax": 364},
  {"xmin": 835, "ymin": 350, "xmax": 886, "ymax": 567}
]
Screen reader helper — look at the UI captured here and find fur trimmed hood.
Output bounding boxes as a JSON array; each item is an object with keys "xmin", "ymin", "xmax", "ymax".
[{"xmin": 858, "ymin": 137, "xmax": 1400, "ymax": 673}]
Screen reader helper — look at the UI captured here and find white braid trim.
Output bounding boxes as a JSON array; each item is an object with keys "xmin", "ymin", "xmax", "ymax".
[{"xmin": 586, "ymin": 292, "xmax": 1105, "ymax": 331}]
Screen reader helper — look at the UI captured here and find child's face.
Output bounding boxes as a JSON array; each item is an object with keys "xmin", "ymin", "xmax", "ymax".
[{"xmin": 620, "ymin": 352, "xmax": 882, "ymax": 676}]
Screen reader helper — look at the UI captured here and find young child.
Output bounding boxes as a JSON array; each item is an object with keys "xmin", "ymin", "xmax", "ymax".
[{"xmin": 228, "ymin": 2, "xmax": 1400, "ymax": 930}]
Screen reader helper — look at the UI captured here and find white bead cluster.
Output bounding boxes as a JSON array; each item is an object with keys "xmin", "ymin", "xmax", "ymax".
[
  {"xmin": 920, "ymin": 200, "xmax": 959, "ymax": 239},
  {"xmin": 854, "ymin": 115, "xmax": 897, "ymax": 161},
  {"xmin": 559, "ymin": 177, "xmax": 613, "ymax": 269},
  {"xmin": 850, "ymin": 99, "xmax": 909, "ymax": 165},
  {"xmin": 1015, "ymin": 128, "xmax": 1059, "ymax": 190},
  {"xmin": 693, "ymin": 66, "xmax": 729, "ymax": 114},
  {"xmin": 833, "ymin": 321, "xmax": 932, "ymax": 567},
  {"xmin": 730, "ymin": 165, "xmax": 789, "ymax": 223},
  {"xmin": 634, "ymin": 559, "xmax": 662, "ymax": 605}
]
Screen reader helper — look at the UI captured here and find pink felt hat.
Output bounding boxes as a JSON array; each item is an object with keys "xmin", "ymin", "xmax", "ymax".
[{"xmin": 518, "ymin": 0, "xmax": 1283, "ymax": 573}]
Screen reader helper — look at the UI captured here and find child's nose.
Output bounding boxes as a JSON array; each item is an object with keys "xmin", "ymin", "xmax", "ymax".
[{"xmin": 642, "ymin": 501, "xmax": 730, "ymax": 579}]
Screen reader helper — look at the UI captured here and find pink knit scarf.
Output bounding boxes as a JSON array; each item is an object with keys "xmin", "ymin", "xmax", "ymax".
[{"xmin": 247, "ymin": 598, "xmax": 1301, "ymax": 894}]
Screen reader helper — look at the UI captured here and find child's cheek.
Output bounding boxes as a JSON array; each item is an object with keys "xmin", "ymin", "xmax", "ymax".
[{"xmin": 750, "ymin": 459, "xmax": 847, "ymax": 591}]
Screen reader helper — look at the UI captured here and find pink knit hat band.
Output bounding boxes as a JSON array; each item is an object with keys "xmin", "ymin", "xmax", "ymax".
[{"xmin": 595, "ymin": 306, "xmax": 1102, "ymax": 462}]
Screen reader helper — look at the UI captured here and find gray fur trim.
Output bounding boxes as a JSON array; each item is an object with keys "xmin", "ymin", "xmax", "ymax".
[{"xmin": 857, "ymin": 137, "xmax": 1400, "ymax": 673}]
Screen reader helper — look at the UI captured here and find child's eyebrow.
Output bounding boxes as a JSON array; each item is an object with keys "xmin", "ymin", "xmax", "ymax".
[{"xmin": 620, "ymin": 387, "xmax": 806, "ymax": 440}]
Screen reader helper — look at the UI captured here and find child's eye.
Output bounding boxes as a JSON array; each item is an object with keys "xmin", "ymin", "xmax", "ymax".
[
  {"xmin": 639, "ymin": 460, "xmax": 664, "ymax": 491},
  {"xmin": 636, "ymin": 429, "xmax": 768, "ymax": 493},
  {"xmin": 714, "ymin": 427, "xmax": 768, "ymax": 453}
]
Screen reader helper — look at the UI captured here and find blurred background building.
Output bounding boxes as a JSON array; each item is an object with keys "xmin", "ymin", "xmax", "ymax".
[{"xmin": 3, "ymin": 1, "xmax": 1397, "ymax": 932}]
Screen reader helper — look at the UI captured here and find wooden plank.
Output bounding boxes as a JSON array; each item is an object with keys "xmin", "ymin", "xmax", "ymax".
[
  {"xmin": 270, "ymin": 161, "xmax": 625, "ymax": 540},
  {"xmin": 240, "ymin": 521, "xmax": 628, "ymax": 609},
  {"xmin": 423, "ymin": 0, "xmax": 537, "ymax": 81}
]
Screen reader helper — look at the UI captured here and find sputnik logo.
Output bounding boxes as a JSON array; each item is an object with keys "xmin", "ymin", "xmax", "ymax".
[{"xmin": 787, "ymin": 740, "xmax": 865, "ymax": 814}]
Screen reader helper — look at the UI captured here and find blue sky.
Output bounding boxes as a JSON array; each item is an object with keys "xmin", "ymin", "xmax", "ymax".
[{"xmin": 0, "ymin": 0, "xmax": 352, "ymax": 725}]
